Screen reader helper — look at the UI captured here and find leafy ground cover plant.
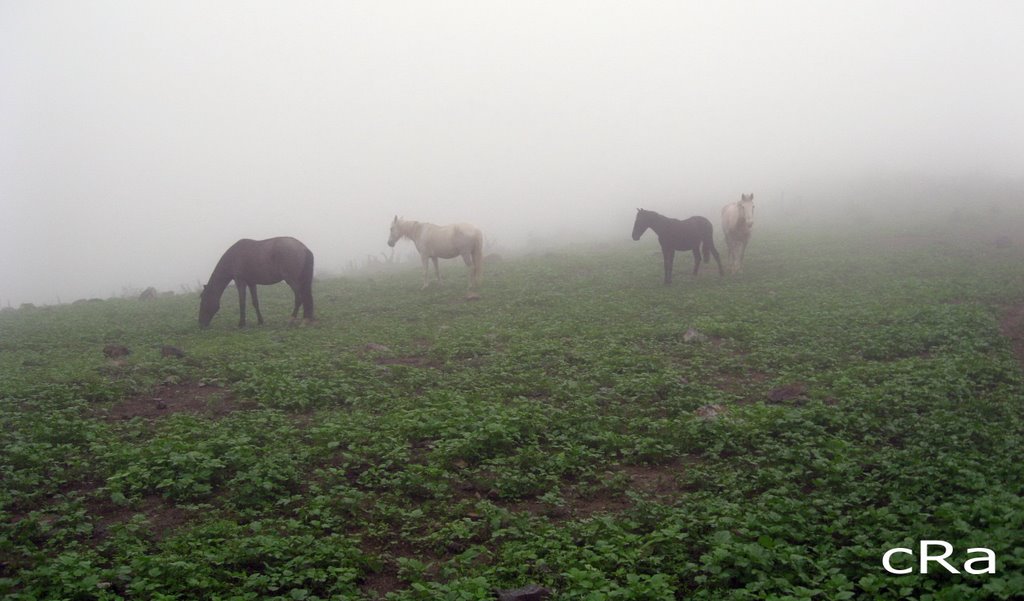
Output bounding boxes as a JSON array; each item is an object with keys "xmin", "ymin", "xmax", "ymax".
[{"xmin": 2, "ymin": 219, "xmax": 1024, "ymax": 599}]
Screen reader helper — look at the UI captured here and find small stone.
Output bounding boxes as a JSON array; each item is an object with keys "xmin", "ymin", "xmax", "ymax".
[
  {"xmin": 683, "ymin": 328, "xmax": 707, "ymax": 343},
  {"xmin": 695, "ymin": 404, "xmax": 725, "ymax": 420}
]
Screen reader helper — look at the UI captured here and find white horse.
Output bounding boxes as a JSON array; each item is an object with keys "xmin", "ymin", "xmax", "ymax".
[
  {"xmin": 387, "ymin": 216, "xmax": 484, "ymax": 293},
  {"xmin": 721, "ymin": 194, "xmax": 755, "ymax": 274}
]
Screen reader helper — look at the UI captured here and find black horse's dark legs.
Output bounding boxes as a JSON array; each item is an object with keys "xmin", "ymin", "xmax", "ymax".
[
  {"xmin": 249, "ymin": 284, "xmax": 264, "ymax": 325},
  {"xmin": 286, "ymin": 281, "xmax": 301, "ymax": 319},
  {"xmin": 662, "ymin": 247, "xmax": 674, "ymax": 285},
  {"xmin": 709, "ymin": 244, "xmax": 724, "ymax": 276},
  {"xmin": 692, "ymin": 249, "xmax": 702, "ymax": 276},
  {"xmin": 301, "ymin": 279, "xmax": 314, "ymax": 320},
  {"xmin": 236, "ymin": 281, "xmax": 247, "ymax": 328}
]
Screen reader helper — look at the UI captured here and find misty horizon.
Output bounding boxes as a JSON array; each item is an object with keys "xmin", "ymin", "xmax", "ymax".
[{"xmin": 3, "ymin": 2, "xmax": 1024, "ymax": 306}]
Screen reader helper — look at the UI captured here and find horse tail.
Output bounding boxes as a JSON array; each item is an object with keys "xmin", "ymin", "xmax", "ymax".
[
  {"xmin": 702, "ymin": 220, "xmax": 724, "ymax": 275},
  {"xmin": 301, "ymin": 247, "xmax": 315, "ymax": 319},
  {"xmin": 472, "ymin": 232, "xmax": 484, "ymax": 286}
]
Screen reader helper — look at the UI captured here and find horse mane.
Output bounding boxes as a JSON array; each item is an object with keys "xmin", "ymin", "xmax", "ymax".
[
  {"xmin": 398, "ymin": 219, "xmax": 425, "ymax": 239},
  {"xmin": 639, "ymin": 208, "xmax": 668, "ymax": 222}
]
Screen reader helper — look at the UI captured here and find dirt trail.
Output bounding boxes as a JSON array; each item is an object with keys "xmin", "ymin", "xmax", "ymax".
[{"xmin": 103, "ymin": 383, "xmax": 250, "ymax": 421}]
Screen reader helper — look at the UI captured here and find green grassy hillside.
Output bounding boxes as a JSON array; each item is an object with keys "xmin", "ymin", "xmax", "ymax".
[{"xmin": 3, "ymin": 226, "xmax": 1024, "ymax": 600}]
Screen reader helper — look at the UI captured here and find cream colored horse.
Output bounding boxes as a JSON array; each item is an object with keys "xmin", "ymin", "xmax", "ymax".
[
  {"xmin": 721, "ymin": 194, "xmax": 755, "ymax": 274},
  {"xmin": 387, "ymin": 216, "xmax": 484, "ymax": 292}
]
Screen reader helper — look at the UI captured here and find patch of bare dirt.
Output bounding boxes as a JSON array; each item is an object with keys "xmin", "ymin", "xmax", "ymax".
[
  {"xmin": 103, "ymin": 383, "xmax": 252, "ymax": 421},
  {"xmin": 567, "ymin": 462, "xmax": 694, "ymax": 518},
  {"xmin": 716, "ymin": 370, "xmax": 770, "ymax": 402},
  {"xmin": 620, "ymin": 461, "xmax": 693, "ymax": 496},
  {"xmin": 766, "ymin": 382, "xmax": 810, "ymax": 404},
  {"xmin": 492, "ymin": 459, "xmax": 697, "ymax": 521},
  {"xmin": 88, "ymin": 494, "xmax": 193, "ymax": 542},
  {"xmin": 361, "ymin": 571, "xmax": 404, "ymax": 598},
  {"xmin": 569, "ymin": 495, "xmax": 632, "ymax": 519}
]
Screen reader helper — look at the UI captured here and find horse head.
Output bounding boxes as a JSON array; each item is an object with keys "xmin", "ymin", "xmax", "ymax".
[
  {"xmin": 632, "ymin": 208, "xmax": 652, "ymax": 240},
  {"xmin": 738, "ymin": 194, "xmax": 755, "ymax": 227},
  {"xmin": 198, "ymin": 284, "xmax": 219, "ymax": 328},
  {"xmin": 387, "ymin": 216, "xmax": 402, "ymax": 247}
]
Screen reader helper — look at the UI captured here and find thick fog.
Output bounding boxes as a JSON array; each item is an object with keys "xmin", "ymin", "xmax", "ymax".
[{"xmin": 2, "ymin": 1, "xmax": 1023, "ymax": 306}]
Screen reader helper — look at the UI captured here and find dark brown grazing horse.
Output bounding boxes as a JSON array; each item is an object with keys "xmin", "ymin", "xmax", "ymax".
[
  {"xmin": 632, "ymin": 208, "xmax": 723, "ymax": 285},
  {"xmin": 199, "ymin": 237, "xmax": 315, "ymax": 328}
]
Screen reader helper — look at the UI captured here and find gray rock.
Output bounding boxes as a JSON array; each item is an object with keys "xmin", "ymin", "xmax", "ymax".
[{"xmin": 683, "ymin": 327, "xmax": 707, "ymax": 343}]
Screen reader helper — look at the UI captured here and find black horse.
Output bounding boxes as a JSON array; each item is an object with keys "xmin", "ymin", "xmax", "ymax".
[
  {"xmin": 631, "ymin": 208, "xmax": 723, "ymax": 285},
  {"xmin": 199, "ymin": 237, "xmax": 315, "ymax": 328}
]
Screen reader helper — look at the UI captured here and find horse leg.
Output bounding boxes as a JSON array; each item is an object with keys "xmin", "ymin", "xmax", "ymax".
[
  {"xmin": 303, "ymin": 279, "xmax": 314, "ymax": 321},
  {"xmin": 709, "ymin": 243, "xmax": 724, "ymax": 276},
  {"xmin": 236, "ymin": 281, "xmax": 247, "ymax": 328},
  {"xmin": 249, "ymin": 284, "xmax": 264, "ymax": 325},
  {"xmin": 286, "ymin": 280, "xmax": 301, "ymax": 322},
  {"xmin": 461, "ymin": 251, "xmax": 475, "ymax": 290},
  {"xmin": 662, "ymin": 247, "xmax": 674, "ymax": 285},
  {"xmin": 691, "ymin": 249, "xmax": 701, "ymax": 276},
  {"xmin": 432, "ymin": 257, "xmax": 441, "ymax": 283},
  {"xmin": 737, "ymin": 240, "xmax": 748, "ymax": 273},
  {"xmin": 421, "ymin": 255, "xmax": 430, "ymax": 289}
]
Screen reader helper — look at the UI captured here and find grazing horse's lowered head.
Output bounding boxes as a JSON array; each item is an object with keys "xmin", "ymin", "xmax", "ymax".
[{"xmin": 198, "ymin": 285, "xmax": 221, "ymax": 328}]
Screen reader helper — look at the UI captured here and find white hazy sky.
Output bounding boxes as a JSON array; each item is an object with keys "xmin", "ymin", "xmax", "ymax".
[{"xmin": 2, "ymin": 1, "xmax": 1023, "ymax": 305}]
